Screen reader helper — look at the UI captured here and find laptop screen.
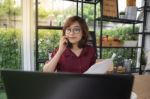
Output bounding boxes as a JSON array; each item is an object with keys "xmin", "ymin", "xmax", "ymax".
[{"xmin": 1, "ymin": 70, "xmax": 134, "ymax": 99}]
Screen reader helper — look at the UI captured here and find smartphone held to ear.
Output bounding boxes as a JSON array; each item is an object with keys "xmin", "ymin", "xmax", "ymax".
[
  {"xmin": 63, "ymin": 36, "xmax": 71, "ymax": 47},
  {"xmin": 63, "ymin": 38, "xmax": 69, "ymax": 47},
  {"xmin": 64, "ymin": 39, "xmax": 68, "ymax": 46}
]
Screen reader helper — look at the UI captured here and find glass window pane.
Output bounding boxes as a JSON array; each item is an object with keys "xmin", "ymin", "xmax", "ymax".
[
  {"xmin": 0, "ymin": 0, "xmax": 22, "ymax": 97},
  {"xmin": 0, "ymin": 0, "xmax": 22, "ymax": 70},
  {"xmin": 38, "ymin": 29, "xmax": 61, "ymax": 60},
  {"xmin": 38, "ymin": 0, "xmax": 76, "ymax": 26}
]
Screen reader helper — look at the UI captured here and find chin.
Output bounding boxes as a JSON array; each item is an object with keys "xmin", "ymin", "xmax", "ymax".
[
  {"xmin": 70, "ymin": 42, "xmax": 78, "ymax": 45},
  {"xmin": 69, "ymin": 41, "xmax": 79, "ymax": 45},
  {"xmin": 69, "ymin": 40, "xmax": 77, "ymax": 43}
]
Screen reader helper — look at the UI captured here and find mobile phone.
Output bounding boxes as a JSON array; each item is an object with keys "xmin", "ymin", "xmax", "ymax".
[
  {"xmin": 65, "ymin": 38, "xmax": 71, "ymax": 47},
  {"xmin": 64, "ymin": 38, "xmax": 69, "ymax": 46}
]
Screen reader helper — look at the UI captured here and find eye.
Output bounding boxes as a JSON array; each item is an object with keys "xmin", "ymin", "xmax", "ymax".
[
  {"xmin": 65, "ymin": 28, "xmax": 71, "ymax": 33},
  {"xmin": 73, "ymin": 28, "xmax": 81, "ymax": 33}
]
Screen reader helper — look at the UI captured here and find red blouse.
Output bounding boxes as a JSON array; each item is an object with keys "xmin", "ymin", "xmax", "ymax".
[{"xmin": 51, "ymin": 45, "xmax": 96, "ymax": 73}]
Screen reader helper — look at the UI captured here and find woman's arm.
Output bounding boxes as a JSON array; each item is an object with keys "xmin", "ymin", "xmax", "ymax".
[
  {"xmin": 43, "ymin": 50, "xmax": 63, "ymax": 72},
  {"xmin": 43, "ymin": 36, "xmax": 68, "ymax": 72}
]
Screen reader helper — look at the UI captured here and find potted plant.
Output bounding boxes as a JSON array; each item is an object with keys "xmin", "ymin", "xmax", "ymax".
[{"xmin": 119, "ymin": 11, "xmax": 125, "ymax": 19}]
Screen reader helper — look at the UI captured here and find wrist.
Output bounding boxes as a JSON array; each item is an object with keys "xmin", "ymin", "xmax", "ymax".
[{"xmin": 57, "ymin": 49, "xmax": 64, "ymax": 55}]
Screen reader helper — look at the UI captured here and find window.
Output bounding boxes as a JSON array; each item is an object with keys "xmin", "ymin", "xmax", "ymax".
[{"xmin": 0, "ymin": 0, "xmax": 22, "ymax": 70}]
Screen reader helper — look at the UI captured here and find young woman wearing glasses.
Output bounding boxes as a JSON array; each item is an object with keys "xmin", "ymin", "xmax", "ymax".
[{"xmin": 43, "ymin": 16, "xmax": 96, "ymax": 73}]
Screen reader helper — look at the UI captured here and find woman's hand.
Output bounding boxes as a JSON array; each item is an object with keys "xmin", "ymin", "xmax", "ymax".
[
  {"xmin": 43, "ymin": 36, "xmax": 68, "ymax": 72},
  {"xmin": 58, "ymin": 36, "xmax": 68, "ymax": 54}
]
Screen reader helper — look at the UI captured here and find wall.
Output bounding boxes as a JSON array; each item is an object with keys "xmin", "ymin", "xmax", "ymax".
[{"xmin": 144, "ymin": 0, "xmax": 150, "ymax": 70}]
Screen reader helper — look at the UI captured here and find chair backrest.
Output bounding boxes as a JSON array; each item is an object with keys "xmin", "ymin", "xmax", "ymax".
[{"xmin": 87, "ymin": 31, "xmax": 96, "ymax": 47}]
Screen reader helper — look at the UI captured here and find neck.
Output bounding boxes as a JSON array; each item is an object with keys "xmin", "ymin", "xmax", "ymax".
[{"xmin": 72, "ymin": 43, "xmax": 80, "ymax": 50}]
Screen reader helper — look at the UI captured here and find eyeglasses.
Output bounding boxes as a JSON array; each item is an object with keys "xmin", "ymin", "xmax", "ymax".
[{"xmin": 65, "ymin": 28, "xmax": 81, "ymax": 35}]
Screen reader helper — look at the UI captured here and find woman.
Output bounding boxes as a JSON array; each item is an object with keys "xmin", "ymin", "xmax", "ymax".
[{"xmin": 43, "ymin": 16, "xmax": 96, "ymax": 73}]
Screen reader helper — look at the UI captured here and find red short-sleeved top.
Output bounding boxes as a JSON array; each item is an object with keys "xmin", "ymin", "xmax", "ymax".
[{"xmin": 50, "ymin": 45, "xmax": 96, "ymax": 73}]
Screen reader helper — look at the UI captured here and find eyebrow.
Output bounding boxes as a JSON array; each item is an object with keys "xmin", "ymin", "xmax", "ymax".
[
  {"xmin": 67, "ymin": 26, "xmax": 80, "ymax": 28},
  {"xmin": 73, "ymin": 26, "xmax": 80, "ymax": 28}
]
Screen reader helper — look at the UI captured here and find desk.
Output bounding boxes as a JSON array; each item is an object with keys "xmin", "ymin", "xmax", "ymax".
[{"xmin": 133, "ymin": 75, "xmax": 150, "ymax": 99}]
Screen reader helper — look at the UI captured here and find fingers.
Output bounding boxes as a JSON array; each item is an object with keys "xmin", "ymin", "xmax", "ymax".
[
  {"xmin": 62, "ymin": 36, "xmax": 68, "ymax": 42},
  {"xmin": 64, "ymin": 35, "xmax": 68, "ymax": 39},
  {"xmin": 61, "ymin": 36, "xmax": 67, "ymax": 42},
  {"xmin": 60, "ymin": 36, "xmax": 68, "ymax": 46}
]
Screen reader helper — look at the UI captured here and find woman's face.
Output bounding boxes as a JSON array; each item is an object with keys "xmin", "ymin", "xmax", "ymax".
[{"xmin": 65, "ymin": 22, "xmax": 83, "ymax": 45}]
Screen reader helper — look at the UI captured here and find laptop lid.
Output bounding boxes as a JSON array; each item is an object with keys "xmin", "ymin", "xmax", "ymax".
[{"xmin": 1, "ymin": 70, "xmax": 134, "ymax": 99}]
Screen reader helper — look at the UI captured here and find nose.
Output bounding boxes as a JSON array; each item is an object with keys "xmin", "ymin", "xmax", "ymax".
[{"xmin": 69, "ymin": 30, "xmax": 75, "ymax": 35}]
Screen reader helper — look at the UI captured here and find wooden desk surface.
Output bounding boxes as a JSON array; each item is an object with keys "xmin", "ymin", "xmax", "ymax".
[{"xmin": 133, "ymin": 75, "xmax": 150, "ymax": 99}]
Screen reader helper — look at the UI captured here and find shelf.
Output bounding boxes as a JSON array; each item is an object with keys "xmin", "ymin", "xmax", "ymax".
[
  {"xmin": 96, "ymin": 17, "xmax": 143, "ymax": 24},
  {"xmin": 138, "ymin": 6, "xmax": 150, "ymax": 12},
  {"xmin": 37, "ymin": 26, "xmax": 63, "ymax": 30},
  {"xmin": 134, "ymin": 32, "xmax": 150, "ymax": 35},
  {"xmin": 122, "ymin": 67, "xmax": 140, "ymax": 74},
  {"xmin": 145, "ymin": 70, "xmax": 150, "ymax": 73},
  {"xmin": 97, "ymin": 46, "xmax": 142, "ymax": 48},
  {"xmin": 65, "ymin": 0, "xmax": 100, "ymax": 4}
]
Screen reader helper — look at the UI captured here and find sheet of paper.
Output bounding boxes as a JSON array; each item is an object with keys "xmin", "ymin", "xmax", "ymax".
[{"xmin": 84, "ymin": 59, "xmax": 113, "ymax": 74}]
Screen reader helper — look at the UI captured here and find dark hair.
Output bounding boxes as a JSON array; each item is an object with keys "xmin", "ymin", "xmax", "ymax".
[{"xmin": 63, "ymin": 16, "xmax": 89, "ymax": 48}]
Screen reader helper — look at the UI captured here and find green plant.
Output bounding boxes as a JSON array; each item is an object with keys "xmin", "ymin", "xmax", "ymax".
[
  {"xmin": 0, "ymin": 28, "xmax": 21, "ymax": 69},
  {"xmin": 96, "ymin": 26, "xmax": 139, "ymax": 65},
  {"xmin": 38, "ymin": 29, "xmax": 61, "ymax": 59},
  {"xmin": 38, "ymin": 7, "xmax": 50, "ymax": 18},
  {"xmin": 100, "ymin": 26, "xmax": 139, "ymax": 41},
  {"xmin": 0, "ymin": 90, "xmax": 7, "ymax": 99},
  {"xmin": 119, "ymin": 11, "xmax": 125, "ymax": 15},
  {"xmin": 113, "ymin": 55, "xmax": 124, "ymax": 67},
  {"xmin": 0, "ymin": 28, "xmax": 61, "ymax": 69},
  {"xmin": 0, "ymin": 0, "xmax": 21, "ymax": 18}
]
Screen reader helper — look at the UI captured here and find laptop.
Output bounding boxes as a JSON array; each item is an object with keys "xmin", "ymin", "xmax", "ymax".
[{"xmin": 1, "ymin": 70, "xmax": 134, "ymax": 99}]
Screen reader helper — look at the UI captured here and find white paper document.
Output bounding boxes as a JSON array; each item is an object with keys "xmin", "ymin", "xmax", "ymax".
[{"xmin": 84, "ymin": 59, "xmax": 113, "ymax": 74}]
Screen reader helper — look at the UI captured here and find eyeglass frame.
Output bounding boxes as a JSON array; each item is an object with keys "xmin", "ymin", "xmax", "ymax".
[{"xmin": 65, "ymin": 27, "xmax": 82, "ymax": 35}]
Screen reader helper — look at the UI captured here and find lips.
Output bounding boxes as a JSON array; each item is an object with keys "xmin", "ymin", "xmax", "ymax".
[
  {"xmin": 68, "ymin": 37, "xmax": 77, "ymax": 43},
  {"xmin": 68, "ymin": 37, "xmax": 76, "ymax": 39}
]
